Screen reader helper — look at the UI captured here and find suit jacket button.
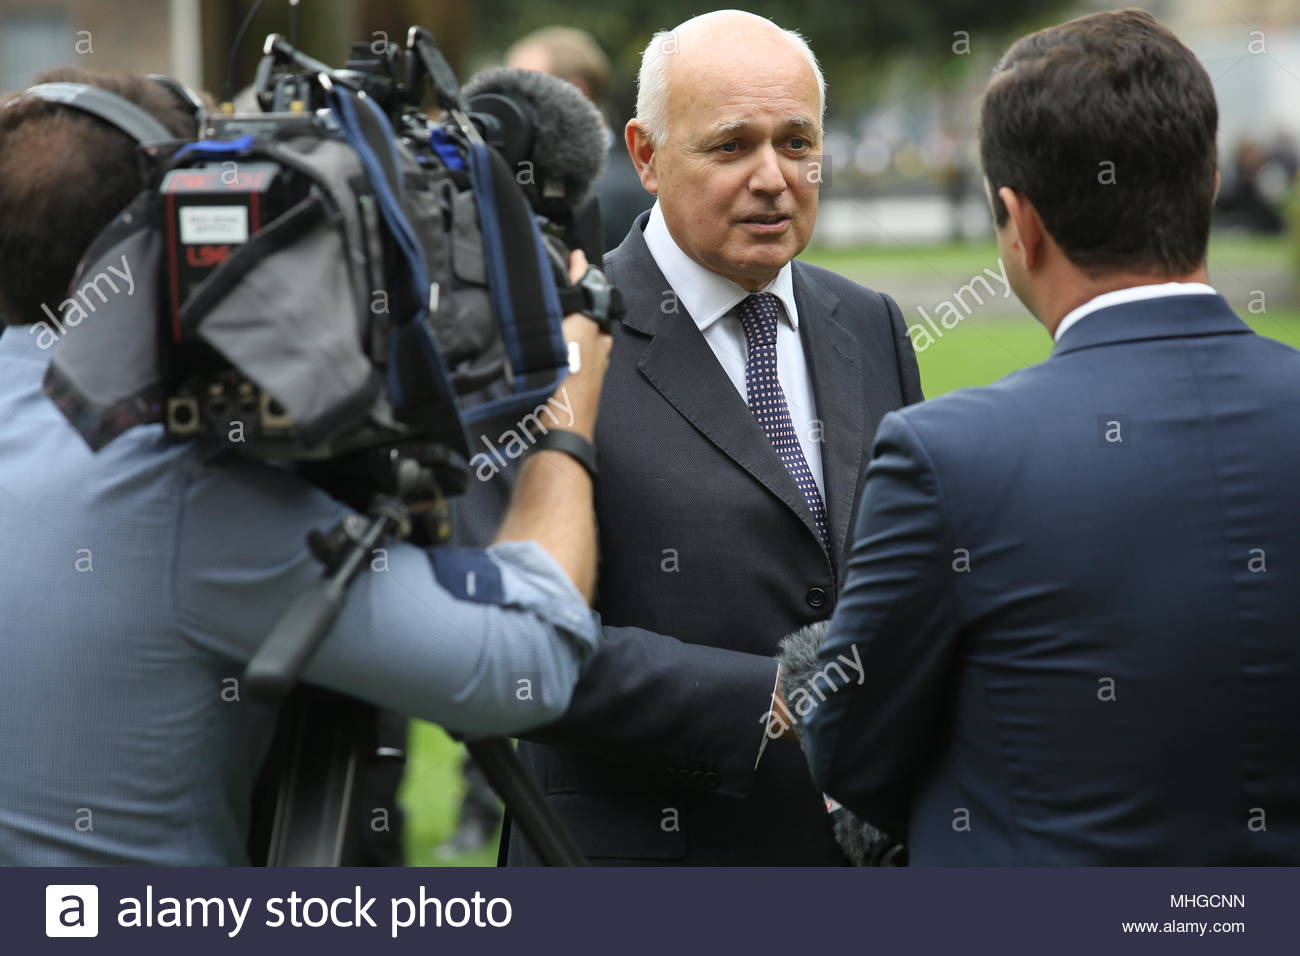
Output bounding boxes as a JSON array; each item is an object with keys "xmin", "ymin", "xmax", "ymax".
[{"xmin": 806, "ymin": 586, "xmax": 827, "ymax": 608}]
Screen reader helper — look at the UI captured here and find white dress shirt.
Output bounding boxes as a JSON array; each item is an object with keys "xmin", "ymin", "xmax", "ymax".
[
  {"xmin": 1054, "ymin": 281, "xmax": 1218, "ymax": 341},
  {"xmin": 642, "ymin": 201, "xmax": 825, "ymax": 498}
]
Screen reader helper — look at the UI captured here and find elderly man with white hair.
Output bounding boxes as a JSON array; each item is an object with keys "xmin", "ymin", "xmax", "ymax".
[{"xmin": 506, "ymin": 9, "xmax": 922, "ymax": 866}]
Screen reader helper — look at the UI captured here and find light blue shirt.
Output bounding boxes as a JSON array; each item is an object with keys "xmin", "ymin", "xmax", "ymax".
[{"xmin": 0, "ymin": 327, "xmax": 599, "ymax": 865}]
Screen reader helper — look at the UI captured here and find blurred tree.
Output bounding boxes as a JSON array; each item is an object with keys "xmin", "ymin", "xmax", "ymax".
[
  {"xmin": 470, "ymin": 0, "xmax": 1072, "ymax": 118},
  {"xmin": 202, "ymin": 0, "xmax": 473, "ymax": 102},
  {"xmin": 202, "ymin": 1, "xmax": 1072, "ymax": 117}
]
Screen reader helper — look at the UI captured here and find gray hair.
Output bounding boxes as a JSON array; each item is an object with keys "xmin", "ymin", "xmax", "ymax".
[{"xmin": 635, "ymin": 11, "xmax": 826, "ymax": 148}]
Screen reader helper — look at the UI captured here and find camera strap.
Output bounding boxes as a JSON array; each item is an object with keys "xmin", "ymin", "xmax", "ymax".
[
  {"xmin": 327, "ymin": 84, "xmax": 462, "ymax": 437},
  {"xmin": 459, "ymin": 142, "xmax": 570, "ymax": 425}
]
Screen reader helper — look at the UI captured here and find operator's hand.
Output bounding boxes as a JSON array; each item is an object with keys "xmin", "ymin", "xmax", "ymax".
[
  {"xmin": 497, "ymin": 249, "xmax": 614, "ymax": 603},
  {"xmin": 556, "ymin": 249, "xmax": 614, "ymax": 443}
]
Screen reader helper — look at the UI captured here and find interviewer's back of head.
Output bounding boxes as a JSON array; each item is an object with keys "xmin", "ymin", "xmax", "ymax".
[
  {"xmin": 0, "ymin": 68, "xmax": 197, "ymax": 328},
  {"xmin": 980, "ymin": 9, "xmax": 1218, "ymax": 281}
]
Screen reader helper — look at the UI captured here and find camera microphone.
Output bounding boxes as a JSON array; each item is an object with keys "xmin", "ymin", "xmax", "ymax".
[{"xmin": 463, "ymin": 67, "xmax": 608, "ymax": 210}]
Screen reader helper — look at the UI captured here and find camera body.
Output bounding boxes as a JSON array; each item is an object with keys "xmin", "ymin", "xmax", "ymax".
[
  {"xmin": 153, "ymin": 32, "xmax": 586, "ymax": 469},
  {"xmin": 47, "ymin": 27, "xmax": 613, "ymax": 512}
]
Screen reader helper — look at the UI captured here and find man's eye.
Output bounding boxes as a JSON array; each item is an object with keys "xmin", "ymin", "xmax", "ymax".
[
  {"xmin": 717, "ymin": 141, "xmax": 740, "ymax": 153},
  {"xmin": 788, "ymin": 137, "xmax": 810, "ymax": 151}
]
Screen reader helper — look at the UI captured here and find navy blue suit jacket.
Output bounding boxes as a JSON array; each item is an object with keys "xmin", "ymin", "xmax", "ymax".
[{"xmin": 804, "ymin": 293, "xmax": 1300, "ymax": 864}]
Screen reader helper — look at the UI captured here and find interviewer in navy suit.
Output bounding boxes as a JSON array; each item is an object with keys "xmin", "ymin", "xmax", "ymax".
[{"xmin": 801, "ymin": 9, "xmax": 1300, "ymax": 865}]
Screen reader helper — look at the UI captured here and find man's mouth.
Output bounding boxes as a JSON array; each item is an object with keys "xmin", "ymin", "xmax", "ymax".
[{"xmin": 739, "ymin": 214, "xmax": 790, "ymax": 225}]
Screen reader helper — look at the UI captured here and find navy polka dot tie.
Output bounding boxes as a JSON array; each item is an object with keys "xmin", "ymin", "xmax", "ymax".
[{"xmin": 736, "ymin": 293, "xmax": 829, "ymax": 551}]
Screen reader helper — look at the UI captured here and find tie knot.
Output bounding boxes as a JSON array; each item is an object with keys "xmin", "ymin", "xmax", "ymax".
[{"xmin": 736, "ymin": 293, "xmax": 782, "ymax": 346}]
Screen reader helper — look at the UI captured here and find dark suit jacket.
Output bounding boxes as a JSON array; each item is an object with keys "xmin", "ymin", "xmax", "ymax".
[
  {"xmin": 507, "ymin": 211, "xmax": 922, "ymax": 864},
  {"xmin": 594, "ymin": 137, "xmax": 654, "ymax": 256},
  {"xmin": 804, "ymin": 293, "xmax": 1300, "ymax": 865}
]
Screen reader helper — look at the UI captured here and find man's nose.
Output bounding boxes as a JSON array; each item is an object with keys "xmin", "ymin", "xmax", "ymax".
[{"xmin": 748, "ymin": 144, "xmax": 787, "ymax": 195}]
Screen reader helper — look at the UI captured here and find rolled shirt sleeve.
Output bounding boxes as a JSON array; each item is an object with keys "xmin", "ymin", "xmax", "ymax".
[
  {"xmin": 174, "ymin": 455, "xmax": 599, "ymax": 737},
  {"xmin": 486, "ymin": 539, "xmax": 600, "ymax": 657}
]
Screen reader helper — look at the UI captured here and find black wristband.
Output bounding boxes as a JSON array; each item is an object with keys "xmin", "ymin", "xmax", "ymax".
[{"xmin": 530, "ymin": 428, "xmax": 598, "ymax": 482}]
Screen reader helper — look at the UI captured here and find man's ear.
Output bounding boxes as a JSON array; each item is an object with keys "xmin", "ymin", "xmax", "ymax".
[
  {"xmin": 998, "ymin": 186, "xmax": 1045, "ymax": 272},
  {"xmin": 626, "ymin": 120, "xmax": 659, "ymax": 195},
  {"xmin": 1212, "ymin": 168, "xmax": 1222, "ymax": 203}
]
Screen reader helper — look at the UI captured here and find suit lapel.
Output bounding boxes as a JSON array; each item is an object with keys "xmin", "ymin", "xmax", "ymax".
[
  {"xmin": 612, "ymin": 225, "xmax": 828, "ymax": 555},
  {"xmin": 794, "ymin": 263, "xmax": 862, "ymax": 573}
]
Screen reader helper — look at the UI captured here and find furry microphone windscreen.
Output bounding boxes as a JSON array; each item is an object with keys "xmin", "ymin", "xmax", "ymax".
[
  {"xmin": 462, "ymin": 67, "xmax": 608, "ymax": 206},
  {"xmin": 777, "ymin": 621, "xmax": 906, "ymax": 866}
]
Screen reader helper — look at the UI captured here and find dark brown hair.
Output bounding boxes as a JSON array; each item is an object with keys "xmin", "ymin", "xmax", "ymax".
[
  {"xmin": 979, "ymin": 9, "xmax": 1218, "ymax": 277},
  {"xmin": 0, "ymin": 68, "xmax": 197, "ymax": 326}
]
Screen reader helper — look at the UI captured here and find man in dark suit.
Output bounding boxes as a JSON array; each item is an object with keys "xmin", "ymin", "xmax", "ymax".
[
  {"xmin": 801, "ymin": 9, "xmax": 1300, "ymax": 865},
  {"xmin": 503, "ymin": 9, "xmax": 921, "ymax": 865}
]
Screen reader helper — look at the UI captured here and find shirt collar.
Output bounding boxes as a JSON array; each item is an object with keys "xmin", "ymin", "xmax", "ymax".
[
  {"xmin": 1054, "ymin": 281, "xmax": 1218, "ymax": 342},
  {"xmin": 642, "ymin": 200, "xmax": 799, "ymax": 332}
]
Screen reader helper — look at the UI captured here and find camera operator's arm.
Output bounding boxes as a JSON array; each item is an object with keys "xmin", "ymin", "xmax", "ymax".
[
  {"xmin": 176, "ymin": 478, "xmax": 595, "ymax": 736},
  {"xmin": 494, "ymin": 252, "xmax": 610, "ymax": 603}
]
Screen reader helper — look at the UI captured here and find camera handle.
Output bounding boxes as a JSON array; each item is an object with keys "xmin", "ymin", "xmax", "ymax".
[{"xmin": 244, "ymin": 473, "xmax": 586, "ymax": 867}]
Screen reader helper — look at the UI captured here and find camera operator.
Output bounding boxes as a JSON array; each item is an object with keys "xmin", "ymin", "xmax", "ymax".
[{"xmin": 0, "ymin": 68, "xmax": 612, "ymax": 866}]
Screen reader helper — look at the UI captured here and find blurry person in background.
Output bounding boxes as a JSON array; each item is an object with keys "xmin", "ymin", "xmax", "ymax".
[
  {"xmin": 508, "ymin": 26, "xmax": 654, "ymax": 256},
  {"xmin": 1215, "ymin": 139, "xmax": 1289, "ymax": 235}
]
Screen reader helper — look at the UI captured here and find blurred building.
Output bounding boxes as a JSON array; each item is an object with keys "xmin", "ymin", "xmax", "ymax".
[
  {"xmin": 1135, "ymin": 0, "xmax": 1300, "ymax": 149},
  {"xmin": 0, "ymin": 0, "xmax": 471, "ymax": 98},
  {"xmin": 0, "ymin": 0, "xmax": 198, "ymax": 91}
]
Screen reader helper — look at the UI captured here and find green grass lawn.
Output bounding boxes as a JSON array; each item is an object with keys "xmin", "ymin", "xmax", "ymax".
[
  {"xmin": 904, "ymin": 309, "xmax": 1300, "ymax": 397},
  {"xmin": 401, "ymin": 237, "xmax": 1300, "ymax": 866},
  {"xmin": 801, "ymin": 235, "xmax": 1300, "ymax": 396},
  {"xmin": 398, "ymin": 721, "xmax": 500, "ymax": 867},
  {"xmin": 800, "ymin": 235, "xmax": 1292, "ymax": 281}
]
